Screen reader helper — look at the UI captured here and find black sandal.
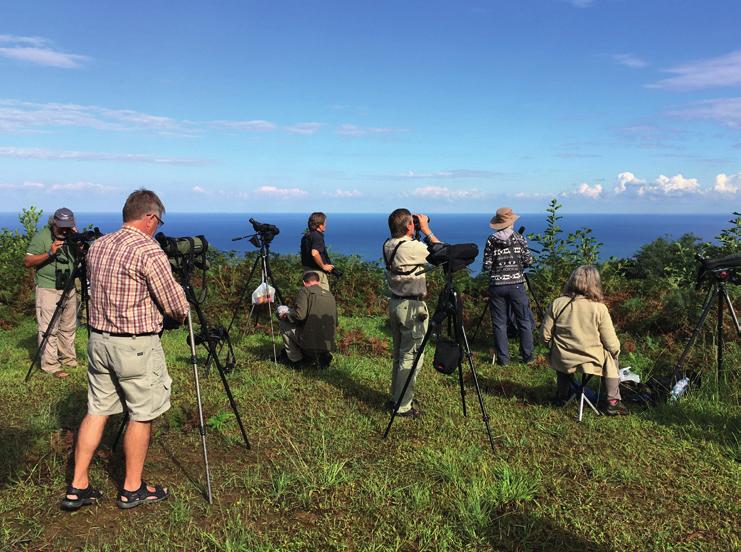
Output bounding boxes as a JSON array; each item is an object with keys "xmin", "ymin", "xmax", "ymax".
[
  {"xmin": 60, "ymin": 484, "xmax": 102, "ymax": 511},
  {"xmin": 116, "ymin": 481, "xmax": 170, "ymax": 509}
]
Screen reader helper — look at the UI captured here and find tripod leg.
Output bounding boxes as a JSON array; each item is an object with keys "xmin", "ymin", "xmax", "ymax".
[
  {"xmin": 673, "ymin": 286, "xmax": 717, "ymax": 381},
  {"xmin": 112, "ymin": 412, "xmax": 129, "ymax": 452},
  {"xmin": 383, "ymin": 325, "xmax": 434, "ymax": 439},
  {"xmin": 717, "ymin": 289, "xmax": 724, "ymax": 380},
  {"xmin": 187, "ymin": 311, "xmax": 213, "ymax": 504},
  {"xmin": 211, "ymin": 351, "xmax": 251, "ymax": 450},
  {"xmin": 457, "ymin": 359, "xmax": 467, "ymax": 417},
  {"xmin": 722, "ymin": 286, "xmax": 741, "ymax": 336},
  {"xmin": 25, "ymin": 276, "xmax": 77, "ymax": 382},
  {"xmin": 458, "ymin": 323, "xmax": 496, "ymax": 452},
  {"xmin": 471, "ymin": 301, "xmax": 489, "ymax": 343}
]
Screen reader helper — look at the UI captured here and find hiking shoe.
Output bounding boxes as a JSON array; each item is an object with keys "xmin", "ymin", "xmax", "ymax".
[
  {"xmin": 600, "ymin": 400, "xmax": 629, "ymax": 416},
  {"xmin": 397, "ymin": 407, "xmax": 423, "ymax": 419}
]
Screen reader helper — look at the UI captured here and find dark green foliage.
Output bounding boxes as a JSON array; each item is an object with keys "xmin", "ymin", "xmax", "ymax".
[{"xmin": 0, "ymin": 207, "xmax": 42, "ymax": 327}]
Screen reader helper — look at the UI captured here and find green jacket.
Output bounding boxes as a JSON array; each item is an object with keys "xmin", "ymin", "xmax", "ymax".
[
  {"xmin": 26, "ymin": 226, "xmax": 76, "ymax": 289},
  {"xmin": 288, "ymin": 285, "xmax": 337, "ymax": 353}
]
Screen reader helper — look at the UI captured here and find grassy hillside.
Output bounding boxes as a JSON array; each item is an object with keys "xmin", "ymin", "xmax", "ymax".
[{"xmin": 1, "ymin": 316, "xmax": 738, "ymax": 551}]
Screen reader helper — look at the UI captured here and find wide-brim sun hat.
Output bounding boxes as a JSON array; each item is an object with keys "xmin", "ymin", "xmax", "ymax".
[{"xmin": 489, "ymin": 207, "xmax": 519, "ymax": 230}]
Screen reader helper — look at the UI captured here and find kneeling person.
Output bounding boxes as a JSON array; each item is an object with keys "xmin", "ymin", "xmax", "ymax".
[{"xmin": 278, "ymin": 271, "xmax": 337, "ymax": 367}]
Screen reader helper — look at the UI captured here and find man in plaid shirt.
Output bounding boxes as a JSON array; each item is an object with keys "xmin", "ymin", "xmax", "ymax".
[{"xmin": 61, "ymin": 189, "xmax": 189, "ymax": 511}]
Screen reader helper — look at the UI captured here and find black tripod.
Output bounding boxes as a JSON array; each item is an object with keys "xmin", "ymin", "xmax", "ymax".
[
  {"xmin": 383, "ymin": 270, "xmax": 496, "ymax": 452},
  {"xmin": 674, "ymin": 257, "xmax": 740, "ymax": 388},
  {"xmin": 113, "ymin": 254, "xmax": 250, "ymax": 504},
  {"xmin": 226, "ymin": 232, "xmax": 284, "ymax": 363},
  {"xmin": 25, "ymin": 248, "xmax": 89, "ymax": 383}
]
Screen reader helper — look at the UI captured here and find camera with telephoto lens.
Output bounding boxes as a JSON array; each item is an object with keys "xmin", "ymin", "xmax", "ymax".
[
  {"xmin": 696, "ymin": 254, "xmax": 741, "ymax": 286},
  {"xmin": 426, "ymin": 242, "xmax": 479, "ymax": 273},
  {"xmin": 249, "ymin": 218, "xmax": 279, "ymax": 246},
  {"xmin": 156, "ymin": 232, "xmax": 208, "ymax": 259}
]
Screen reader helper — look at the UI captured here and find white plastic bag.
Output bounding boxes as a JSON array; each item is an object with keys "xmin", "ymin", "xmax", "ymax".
[{"xmin": 251, "ymin": 282, "xmax": 276, "ymax": 304}]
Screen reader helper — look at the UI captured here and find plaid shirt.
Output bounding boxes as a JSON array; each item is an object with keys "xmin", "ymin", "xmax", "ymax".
[{"xmin": 87, "ymin": 225, "xmax": 189, "ymax": 334}]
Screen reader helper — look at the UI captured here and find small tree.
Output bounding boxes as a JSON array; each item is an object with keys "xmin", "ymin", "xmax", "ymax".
[{"xmin": 0, "ymin": 206, "xmax": 43, "ymax": 325}]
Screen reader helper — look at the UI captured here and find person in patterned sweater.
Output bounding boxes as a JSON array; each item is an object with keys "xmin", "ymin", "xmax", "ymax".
[{"xmin": 482, "ymin": 207, "xmax": 534, "ymax": 365}]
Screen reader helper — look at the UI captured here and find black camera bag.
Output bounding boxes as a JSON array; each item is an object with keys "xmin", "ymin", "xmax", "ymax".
[{"xmin": 433, "ymin": 339, "xmax": 462, "ymax": 375}]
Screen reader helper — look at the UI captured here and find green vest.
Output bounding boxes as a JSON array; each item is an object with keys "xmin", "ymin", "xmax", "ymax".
[{"xmin": 26, "ymin": 226, "xmax": 76, "ymax": 289}]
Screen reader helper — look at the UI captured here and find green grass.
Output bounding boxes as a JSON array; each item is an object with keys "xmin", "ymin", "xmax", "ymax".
[{"xmin": 0, "ymin": 316, "xmax": 739, "ymax": 551}]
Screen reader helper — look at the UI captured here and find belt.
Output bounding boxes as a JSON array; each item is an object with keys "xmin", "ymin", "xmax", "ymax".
[
  {"xmin": 391, "ymin": 293, "xmax": 424, "ymax": 301},
  {"xmin": 90, "ymin": 327, "xmax": 158, "ymax": 338}
]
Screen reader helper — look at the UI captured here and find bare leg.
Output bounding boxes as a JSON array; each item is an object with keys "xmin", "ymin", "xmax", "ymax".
[
  {"xmin": 121, "ymin": 420, "xmax": 164, "ymax": 499},
  {"xmin": 70, "ymin": 414, "xmax": 108, "ymax": 496}
]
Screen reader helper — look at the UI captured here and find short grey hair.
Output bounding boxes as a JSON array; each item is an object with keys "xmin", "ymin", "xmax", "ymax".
[{"xmin": 122, "ymin": 188, "xmax": 165, "ymax": 223}]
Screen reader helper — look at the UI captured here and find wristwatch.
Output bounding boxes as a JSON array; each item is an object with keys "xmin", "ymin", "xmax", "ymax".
[{"xmin": 47, "ymin": 248, "xmax": 55, "ymax": 257}]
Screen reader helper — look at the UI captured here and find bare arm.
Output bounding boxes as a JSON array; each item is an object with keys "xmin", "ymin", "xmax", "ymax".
[
  {"xmin": 24, "ymin": 239, "xmax": 64, "ymax": 268},
  {"xmin": 311, "ymin": 249, "xmax": 333, "ymax": 272}
]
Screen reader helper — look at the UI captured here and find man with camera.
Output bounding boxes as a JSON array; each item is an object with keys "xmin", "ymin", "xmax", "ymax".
[
  {"xmin": 24, "ymin": 207, "xmax": 79, "ymax": 379},
  {"xmin": 61, "ymin": 189, "xmax": 188, "ymax": 512},
  {"xmin": 277, "ymin": 271, "xmax": 337, "ymax": 368},
  {"xmin": 383, "ymin": 209, "xmax": 440, "ymax": 418},
  {"xmin": 300, "ymin": 212, "xmax": 334, "ymax": 291}
]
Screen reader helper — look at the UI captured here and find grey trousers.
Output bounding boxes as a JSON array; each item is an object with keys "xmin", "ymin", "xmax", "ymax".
[{"xmin": 388, "ymin": 297, "xmax": 429, "ymax": 413}]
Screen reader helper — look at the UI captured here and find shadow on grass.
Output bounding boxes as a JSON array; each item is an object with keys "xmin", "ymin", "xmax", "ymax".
[
  {"xmin": 486, "ymin": 511, "xmax": 610, "ymax": 551},
  {"xmin": 475, "ymin": 375, "xmax": 555, "ymax": 406},
  {"xmin": 0, "ymin": 428, "xmax": 38, "ymax": 489},
  {"xmin": 294, "ymin": 365, "xmax": 388, "ymax": 413},
  {"xmin": 641, "ymin": 401, "xmax": 740, "ymax": 457}
]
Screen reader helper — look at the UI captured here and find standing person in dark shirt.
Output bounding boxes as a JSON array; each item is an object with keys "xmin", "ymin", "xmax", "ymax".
[
  {"xmin": 300, "ymin": 212, "xmax": 333, "ymax": 291},
  {"xmin": 482, "ymin": 207, "xmax": 534, "ymax": 365}
]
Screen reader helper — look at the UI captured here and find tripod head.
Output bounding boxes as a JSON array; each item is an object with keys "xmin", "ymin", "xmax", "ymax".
[
  {"xmin": 232, "ymin": 218, "xmax": 280, "ymax": 253},
  {"xmin": 695, "ymin": 254, "xmax": 740, "ymax": 287}
]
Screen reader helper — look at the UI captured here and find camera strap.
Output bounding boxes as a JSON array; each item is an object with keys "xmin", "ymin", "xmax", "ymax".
[{"xmin": 383, "ymin": 238, "xmax": 418, "ymax": 276}]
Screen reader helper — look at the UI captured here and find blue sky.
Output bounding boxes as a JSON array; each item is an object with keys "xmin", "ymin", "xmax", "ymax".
[{"xmin": 0, "ymin": 0, "xmax": 739, "ymax": 213}]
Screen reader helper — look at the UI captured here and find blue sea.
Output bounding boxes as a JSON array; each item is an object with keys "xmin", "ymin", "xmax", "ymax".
[{"xmin": 0, "ymin": 212, "xmax": 731, "ymax": 269}]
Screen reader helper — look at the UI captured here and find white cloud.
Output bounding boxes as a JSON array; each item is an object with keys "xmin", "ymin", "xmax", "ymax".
[
  {"xmin": 614, "ymin": 172, "xmax": 702, "ymax": 197},
  {"xmin": 284, "ymin": 122, "xmax": 324, "ymax": 135},
  {"xmin": 0, "ymin": 181, "xmax": 45, "ymax": 190},
  {"xmin": 613, "ymin": 54, "xmax": 648, "ymax": 69},
  {"xmin": 0, "ymin": 180, "xmax": 114, "ymax": 193},
  {"xmin": 337, "ymin": 124, "xmax": 406, "ymax": 137},
  {"xmin": 410, "ymin": 186, "xmax": 484, "ymax": 199},
  {"xmin": 650, "ymin": 50, "xmax": 741, "ymax": 90},
  {"xmin": 0, "ymin": 35, "xmax": 89, "ymax": 68},
  {"xmin": 666, "ymin": 97, "xmax": 741, "ymax": 129},
  {"xmin": 576, "ymin": 182, "xmax": 603, "ymax": 199},
  {"xmin": 0, "ymin": 99, "xmax": 191, "ymax": 134},
  {"xmin": 0, "ymin": 146, "xmax": 207, "ymax": 165},
  {"xmin": 49, "ymin": 181, "xmax": 114, "ymax": 192},
  {"xmin": 254, "ymin": 185, "xmax": 308, "ymax": 198},
  {"xmin": 323, "ymin": 189, "xmax": 362, "ymax": 198},
  {"xmin": 714, "ymin": 173, "xmax": 739, "ymax": 194},
  {"xmin": 401, "ymin": 169, "xmax": 501, "ymax": 179},
  {"xmin": 192, "ymin": 185, "xmax": 207, "ymax": 194},
  {"xmin": 211, "ymin": 119, "xmax": 277, "ymax": 132},
  {"xmin": 614, "ymin": 171, "xmax": 644, "ymax": 193}
]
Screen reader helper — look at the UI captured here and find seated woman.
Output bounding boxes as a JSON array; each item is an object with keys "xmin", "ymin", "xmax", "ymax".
[{"xmin": 541, "ymin": 265, "xmax": 628, "ymax": 416}]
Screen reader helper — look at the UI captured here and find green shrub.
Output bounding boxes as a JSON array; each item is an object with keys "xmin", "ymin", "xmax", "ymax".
[{"xmin": 0, "ymin": 207, "xmax": 42, "ymax": 327}]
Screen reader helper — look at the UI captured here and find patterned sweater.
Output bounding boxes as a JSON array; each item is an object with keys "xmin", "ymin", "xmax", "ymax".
[{"xmin": 482, "ymin": 232, "xmax": 533, "ymax": 286}]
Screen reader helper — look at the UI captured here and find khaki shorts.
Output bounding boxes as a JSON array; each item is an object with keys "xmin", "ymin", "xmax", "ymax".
[{"xmin": 87, "ymin": 332, "xmax": 172, "ymax": 422}]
